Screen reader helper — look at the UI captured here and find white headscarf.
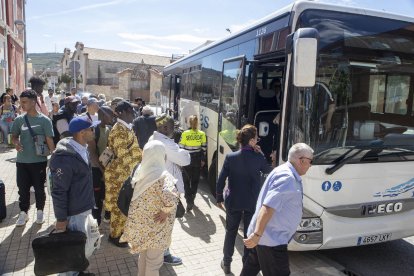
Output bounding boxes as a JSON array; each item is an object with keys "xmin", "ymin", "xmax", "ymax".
[{"xmin": 131, "ymin": 140, "xmax": 168, "ymax": 202}]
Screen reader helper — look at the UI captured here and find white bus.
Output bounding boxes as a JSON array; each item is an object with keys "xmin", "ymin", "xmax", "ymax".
[{"xmin": 161, "ymin": 0, "xmax": 414, "ymax": 250}]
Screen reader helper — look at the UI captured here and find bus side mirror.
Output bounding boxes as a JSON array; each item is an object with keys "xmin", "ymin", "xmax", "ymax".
[{"xmin": 291, "ymin": 28, "xmax": 319, "ymax": 87}]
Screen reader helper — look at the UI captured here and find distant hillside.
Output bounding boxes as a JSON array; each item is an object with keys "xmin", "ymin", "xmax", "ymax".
[{"xmin": 28, "ymin": 53, "xmax": 62, "ymax": 73}]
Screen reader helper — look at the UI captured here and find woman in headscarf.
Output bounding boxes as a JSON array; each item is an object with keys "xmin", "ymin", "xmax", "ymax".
[
  {"xmin": 121, "ymin": 140, "xmax": 178, "ymax": 276},
  {"xmin": 104, "ymin": 100, "xmax": 142, "ymax": 247}
]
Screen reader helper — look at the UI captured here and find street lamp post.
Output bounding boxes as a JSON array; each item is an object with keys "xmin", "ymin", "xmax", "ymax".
[{"xmin": 14, "ymin": 19, "xmax": 27, "ymax": 88}]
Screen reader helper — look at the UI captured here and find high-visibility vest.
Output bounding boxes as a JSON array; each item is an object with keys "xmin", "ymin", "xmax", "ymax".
[{"xmin": 179, "ymin": 129, "xmax": 207, "ymax": 154}]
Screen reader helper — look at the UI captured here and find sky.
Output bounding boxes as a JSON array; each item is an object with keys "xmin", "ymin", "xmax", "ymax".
[{"xmin": 26, "ymin": 0, "xmax": 414, "ymax": 57}]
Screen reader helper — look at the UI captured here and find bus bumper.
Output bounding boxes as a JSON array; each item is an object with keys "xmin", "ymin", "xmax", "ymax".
[{"xmin": 288, "ymin": 209, "xmax": 414, "ymax": 251}]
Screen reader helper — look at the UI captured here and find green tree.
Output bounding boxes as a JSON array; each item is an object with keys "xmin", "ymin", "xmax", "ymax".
[{"xmin": 59, "ymin": 73, "xmax": 72, "ymax": 90}]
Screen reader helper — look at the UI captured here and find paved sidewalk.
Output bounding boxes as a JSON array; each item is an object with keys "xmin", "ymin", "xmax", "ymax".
[{"xmin": 0, "ymin": 145, "xmax": 344, "ymax": 275}]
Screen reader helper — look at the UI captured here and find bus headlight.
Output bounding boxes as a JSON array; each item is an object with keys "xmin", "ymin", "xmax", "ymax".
[{"xmin": 297, "ymin": 218, "xmax": 322, "ymax": 231}]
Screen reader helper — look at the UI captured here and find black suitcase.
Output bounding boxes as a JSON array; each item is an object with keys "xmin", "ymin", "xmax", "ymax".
[
  {"xmin": 0, "ymin": 180, "xmax": 6, "ymax": 222},
  {"xmin": 32, "ymin": 230, "xmax": 89, "ymax": 275}
]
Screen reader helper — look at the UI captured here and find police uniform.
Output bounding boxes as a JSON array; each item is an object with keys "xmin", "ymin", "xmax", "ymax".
[{"xmin": 179, "ymin": 128, "xmax": 207, "ymax": 209}]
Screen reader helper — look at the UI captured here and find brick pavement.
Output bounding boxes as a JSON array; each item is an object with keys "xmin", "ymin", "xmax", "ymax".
[{"xmin": 0, "ymin": 145, "xmax": 344, "ymax": 276}]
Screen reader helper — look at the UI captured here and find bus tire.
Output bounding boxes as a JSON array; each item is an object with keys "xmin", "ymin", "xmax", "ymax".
[{"xmin": 208, "ymin": 157, "xmax": 217, "ymax": 198}]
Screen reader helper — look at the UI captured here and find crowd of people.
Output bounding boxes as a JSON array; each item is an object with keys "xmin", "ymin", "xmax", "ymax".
[{"xmin": 6, "ymin": 77, "xmax": 314, "ymax": 276}]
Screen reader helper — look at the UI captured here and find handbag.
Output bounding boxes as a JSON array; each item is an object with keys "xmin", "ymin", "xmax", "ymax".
[
  {"xmin": 98, "ymin": 146, "xmax": 114, "ymax": 167},
  {"xmin": 32, "ymin": 229, "xmax": 89, "ymax": 276},
  {"xmin": 117, "ymin": 164, "xmax": 140, "ymax": 216},
  {"xmin": 176, "ymin": 199, "xmax": 185, "ymax": 218},
  {"xmin": 99, "ymin": 137, "xmax": 135, "ymax": 167},
  {"xmin": 24, "ymin": 115, "xmax": 50, "ymax": 156}
]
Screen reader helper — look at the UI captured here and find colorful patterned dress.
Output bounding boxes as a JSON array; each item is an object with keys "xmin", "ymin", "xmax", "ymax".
[
  {"xmin": 121, "ymin": 173, "xmax": 178, "ymax": 253},
  {"xmin": 104, "ymin": 122, "xmax": 142, "ymax": 238}
]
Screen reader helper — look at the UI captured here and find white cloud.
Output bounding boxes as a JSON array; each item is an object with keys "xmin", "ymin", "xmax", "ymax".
[
  {"xmin": 118, "ymin": 32, "xmax": 217, "ymax": 44},
  {"xmin": 150, "ymin": 43, "xmax": 182, "ymax": 51},
  {"xmin": 193, "ymin": 27, "xmax": 210, "ymax": 34},
  {"xmin": 42, "ymin": 34, "xmax": 52, "ymax": 38},
  {"xmin": 83, "ymin": 20, "xmax": 126, "ymax": 34},
  {"xmin": 28, "ymin": 0, "xmax": 130, "ymax": 20},
  {"xmin": 121, "ymin": 41, "xmax": 172, "ymax": 56}
]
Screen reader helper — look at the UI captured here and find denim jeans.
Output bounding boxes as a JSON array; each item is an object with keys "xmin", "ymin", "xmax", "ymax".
[{"xmin": 0, "ymin": 120, "xmax": 12, "ymax": 143}]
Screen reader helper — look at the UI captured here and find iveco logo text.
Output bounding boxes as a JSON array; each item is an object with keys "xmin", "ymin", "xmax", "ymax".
[{"xmin": 361, "ymin": 202, "xmax": 403, "ymax": 216}]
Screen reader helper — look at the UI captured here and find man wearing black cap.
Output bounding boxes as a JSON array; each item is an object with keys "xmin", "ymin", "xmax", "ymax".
[
  {"xmin": 104, "ymin": 100, "xmax": 142, "ymax": 247},
  {"xmin": 52, "ymin": 96, "xmax": 80, "ymax": 145},
  {"xmin": 49, "ymin": 115, "xmax": 101, "ymax": 276}
]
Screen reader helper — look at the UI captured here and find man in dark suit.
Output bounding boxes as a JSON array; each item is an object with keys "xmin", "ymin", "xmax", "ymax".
[{"xmin": 216, "ymin": 124, "xmax": 272, "ymax": 274}]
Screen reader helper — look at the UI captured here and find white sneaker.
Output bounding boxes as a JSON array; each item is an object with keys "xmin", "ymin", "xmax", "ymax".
[
  {"xmin": 30, "ymin": 186, "xmax": 35, "ymax": 193},
  {"xmin": 16, "ymin": 211, "xmax": 28, "ymax": 227},
  {"xmin": 36, "ymin": 210, "xmax": 45, "ymax": 224}
]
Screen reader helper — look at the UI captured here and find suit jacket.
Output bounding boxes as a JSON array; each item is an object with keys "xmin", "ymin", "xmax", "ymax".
[
  {"xmin": 216, "ymin": 146, "xmax": 272, "ymax": 211},
  {"xmin": 133, "ymin": 114, "xmax": 157, "ymax": 149}
]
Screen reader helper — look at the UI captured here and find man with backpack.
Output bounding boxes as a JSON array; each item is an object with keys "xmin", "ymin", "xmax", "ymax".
[{"xmin": 52, "ymin": 96, "xmax": 79, "ymax": 145}]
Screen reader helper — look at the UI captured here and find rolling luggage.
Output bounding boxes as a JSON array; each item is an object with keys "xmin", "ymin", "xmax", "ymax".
[{"xmin": 0, "ymin": 180, "xmax": 6, "ymax": 222}]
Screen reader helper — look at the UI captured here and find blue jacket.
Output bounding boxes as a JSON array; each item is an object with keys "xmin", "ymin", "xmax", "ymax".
[
  {"xmin": 216, "ymin": 146, "xmax": 272, "ymax": 211},
  {"xmin": 49, "ymin": 138, "xmax": 95, "ymax": 221}
]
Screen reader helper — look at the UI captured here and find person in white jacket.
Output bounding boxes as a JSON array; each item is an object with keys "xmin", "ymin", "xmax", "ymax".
[{"xmin": 148, "ymin": 113, "xmax": 190, "ymax": 265}]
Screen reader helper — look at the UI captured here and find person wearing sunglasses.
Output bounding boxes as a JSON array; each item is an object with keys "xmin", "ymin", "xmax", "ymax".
[
  {"xmin": 241, "ymin": 142, "xmax": 314, "ymax": 276},
  {"xmin": 49, "ymin": 115, "xmax": 101, "ymax": 276}
]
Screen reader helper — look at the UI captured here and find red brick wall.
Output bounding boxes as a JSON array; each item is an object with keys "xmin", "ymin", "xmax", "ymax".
[{"xmin": 6, "ymin": 0, "xmax": 25, "ymax": 92}]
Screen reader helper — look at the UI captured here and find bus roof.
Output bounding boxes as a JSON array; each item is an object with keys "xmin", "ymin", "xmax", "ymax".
[{"xmin": 165, "ymin": 0, "xmax": 414, "ymax": 71}]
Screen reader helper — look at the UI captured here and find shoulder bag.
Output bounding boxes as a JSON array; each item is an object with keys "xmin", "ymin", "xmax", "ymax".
[
  {"xmin": 117, "ymin": 163, "xmax": 140, "ymax": 216},
  {"xmin": 176, "ymin": 199, "xmax": 185, "ymax": 218},
  {"xmin": 99, "ymin": 137, "xmax": 134, "ymax": 167},
  {"xmin": 24, "ymin": 115, "xmax": 50, "ymax": 156}
]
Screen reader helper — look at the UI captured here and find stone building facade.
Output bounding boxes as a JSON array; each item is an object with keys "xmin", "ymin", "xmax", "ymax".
[
  {"xmin": 60, "ymin": 42, "xmax": 171, "ymax": 103},
  {"xmin": 0, "ymin": 0, "xmax": 26, "ymax": 94}
]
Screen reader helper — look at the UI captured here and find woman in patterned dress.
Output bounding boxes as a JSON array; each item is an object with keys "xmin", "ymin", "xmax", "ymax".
[
  {"xmin": 104, "ymin": 101, "xmax": 142, "ymax": 247},
  {"xmin": 121, "ymin": 140, "xmax": 178, "ymax": 276}
]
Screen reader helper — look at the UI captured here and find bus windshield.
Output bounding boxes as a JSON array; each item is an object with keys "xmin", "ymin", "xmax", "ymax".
[{"xmin": 287, "ymin": 10, "xmax": 414, "ymax": 165}]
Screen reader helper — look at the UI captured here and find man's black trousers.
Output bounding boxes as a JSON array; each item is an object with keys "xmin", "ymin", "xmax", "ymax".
[
  {"xmin": 91, "ymin": 167, "xmax": 104, "ymax": 225},
  {"xmin": 16, "ymin": 162, "xmax": 47, "ymax": 212},
  {"xmin": 240, "ymin": 244, "xmax": 290, "ymax": 276}
]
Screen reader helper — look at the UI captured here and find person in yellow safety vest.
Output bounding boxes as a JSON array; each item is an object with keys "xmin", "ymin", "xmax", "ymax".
[{"xmin": 179, "ymin": 115, "xmax": 207, "ymax": 212}]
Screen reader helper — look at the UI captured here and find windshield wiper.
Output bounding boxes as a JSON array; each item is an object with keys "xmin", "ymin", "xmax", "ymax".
[
  {"xmin": 325, "ymin": 147, "xmax": 365, "ymax": 175},
  {"xmin": 361, "ymin": 147, "xmax": 414, "ymax": 161},
  {"xmin": 325, "ymin": 144, "xmax": 414, "ymax": 175}
]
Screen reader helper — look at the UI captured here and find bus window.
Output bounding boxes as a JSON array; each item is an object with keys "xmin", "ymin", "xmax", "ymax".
[{"xmin": 384, "ymin": 76, "xmax": 410, "ymax": 115}]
